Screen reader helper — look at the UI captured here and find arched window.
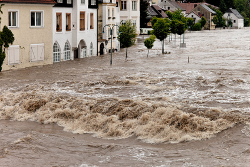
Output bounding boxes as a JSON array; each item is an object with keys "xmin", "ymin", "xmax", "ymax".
[
  {"xmin": 64, "ymin": 41, "xmax": 71, "ymax": 60},
  {"xmin": 53, "ymin": 42, "xmax": 60, "ymax": 62},
  {"xmin": 90, "ymin": 42, "xmax": 93, "ymax": 56}
]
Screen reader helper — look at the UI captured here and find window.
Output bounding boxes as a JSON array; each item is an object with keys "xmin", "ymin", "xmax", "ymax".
[
  {"xmin": 112, "ymin": 8, "xmax": 115, "ymax": 18},
  {"xmin": 80, "ymin": 12, "xmax": 85, "ymax": 31},
  {"xmin": 57, "ymin": 0, "xmax": 63, "ymax": 3},
  {"xmin": 56, "ymin": 13, "xmax": 62, "ymax": 32},
  {"xmin": 8, "ymin": 45, "xmax": 19, "ymax": 64},
  {"xmin": 234, "ymin": 20, "xmax": 236, "ymax": 23},
  {"xmin": 132, "ymin": 1, "xmax": 137, "ymax": 11},
  {"xmin": 64, "ymin": 42, "xmax": 71, "ymax": 60},
  {"xmin": 90, "ymin": 13, "xmax": 94, "ymax": 29},
  {"xmin": 31, "ymin": 11, "xmax": 43, "ymax": 27},
  {"xmin": 121, "ymin": 1, "xmax": 127, "ymax": 10},
  {"xmin": 90, "ymin": 43, "xmax": 93, "ymax": 56},
  {"xmin": 67, "ymin": 0, "xmax": 71, "ymax": 4},
  {"xmin": 90, "ymin": 0, "xmax": 96, "ymax": 5},
  {"xmin": 66, "ymin": 13, "xmax": 71, "ymax": 31},
  {"xmin": 133, "ymin": 20, "xmax": 136, "ymax": 27},
  {"xmin": 81, "ymin": 0, "xmax": 85, "ymax": 4},
  {"xmin": 30, "ymin": 44, "xmax": 44, "ymax": 62},
  {"xmin": 108, "ymin": 9, "xmax": 110, "ymax": 19},
  {"xmin": 8, "ymin": 11, "xmax": 18, "ymax": 27},
  {"xmin": 82, "ymin": 47, "xmax": 87, "ymax": 57},
  {"xmin": 53, "ymin": 42, "xmax": 60, "ymax": 62}
]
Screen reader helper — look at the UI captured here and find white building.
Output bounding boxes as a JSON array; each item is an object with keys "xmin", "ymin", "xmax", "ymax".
[
  {"xmin": 53, "ymin": 0, "xmax": 98, "ymax": 63},
  {"xmin": 98, "ymin": 0, "xmax": 120, "ymax": 55},
  {"xmin": 119, "ymin": 0, "xmax": 140, "ymax": 34},
  {"xmin": 186, "ymin": 11, "xmax": 201, "ymax": 24},
  {"xmin": 223, "ymin": 8, "xmax": 244, "ymax": 29}
]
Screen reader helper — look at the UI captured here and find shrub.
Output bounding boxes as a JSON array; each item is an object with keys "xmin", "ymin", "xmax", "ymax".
[{"xmin": 192, "ymin": 23, "xmax": 201, "ymax": 31}]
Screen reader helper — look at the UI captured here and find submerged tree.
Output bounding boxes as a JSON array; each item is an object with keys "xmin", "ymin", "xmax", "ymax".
[
  {"xmin": 118, "ymin": 20, "xmax": 137, "ymax": 60},
  {"xmin": 144, "ymin": 35, "xmax": 156, "ymax": 58},
  {"xmin": 152, "ymin": 18, "xmax": 170, "ymax": 54},
  {"xmin": 0, "ymin": 4, "xmax": 15, "ymax": 72}
]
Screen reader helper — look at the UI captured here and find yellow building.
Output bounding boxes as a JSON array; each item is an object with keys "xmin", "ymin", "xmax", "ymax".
[{"xmin": 0, "ymin": 0, "xmax": 55, "ymax": 71}]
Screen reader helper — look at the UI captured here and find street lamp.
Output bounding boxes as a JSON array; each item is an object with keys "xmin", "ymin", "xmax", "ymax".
[{"xmin": 102, "ymin": 24, "xmax": 120, "ymax": 65}]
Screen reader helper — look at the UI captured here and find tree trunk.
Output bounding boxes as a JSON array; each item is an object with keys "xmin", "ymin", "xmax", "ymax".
[
  {"xmin": 126, "ymin": 48, "xmax": 127, "ymax": 60},
  {"xmin": 162, "ymin": 39, "xmax": 164, "ymax": 54},
  {"xmin": 147, "ymin": 49, "xmax": 149, "ymax": 58}
]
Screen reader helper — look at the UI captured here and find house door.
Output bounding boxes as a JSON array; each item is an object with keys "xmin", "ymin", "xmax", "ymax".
[
  {"xmin": 100, "ymin": 43, "xmax": 104, "ymax": 55},
  {"xmin": 74, "ymin": 48, "xmax": 78, "ymax": 59},
  {"xmin": 82, "ymin": 47, "xmax": 87, "ymax": 57}
]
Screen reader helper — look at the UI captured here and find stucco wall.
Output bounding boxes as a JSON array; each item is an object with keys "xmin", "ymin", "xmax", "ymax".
[{"xmin": 1, "ymin": 3, "xmax": 54, "ymax": 71}]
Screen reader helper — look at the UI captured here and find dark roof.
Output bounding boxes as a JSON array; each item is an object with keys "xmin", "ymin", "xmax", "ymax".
[
  {"xmin": 147, "ymin": 6, "xmax": 158, "ymax": 17},
  {"xmin": 200, "ymin": 3, "xmax": 216, "ymax": 14},
  {"xmin": 178, "ymin": 2, "xmax": 218, "ymax": 14},
  {"xmin": 168, "ymin": 0, "xmax": 184, "ymax": 11},
  {"xmin": 0, "ymin": 0, "xmax": 55, "ymax": 4},
  {"xmin": 151, "ymin": 5, "xmax": 168, "ymax": 18},
  {"xmin": 226, "ymin": 8, "xmax": 244, "ymax": 19}
]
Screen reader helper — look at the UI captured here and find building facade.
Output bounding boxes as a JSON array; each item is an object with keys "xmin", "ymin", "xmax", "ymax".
[
  {"xmin": 1, "ymin": 0, "xmax": 55, "ymax": 71},
  {"xmin": 223, "ymin": 8, "xmax": 244, "ymax": 29}
]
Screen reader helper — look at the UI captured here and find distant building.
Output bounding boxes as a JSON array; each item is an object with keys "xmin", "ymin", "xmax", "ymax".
[
  {"xmin": 191, "ymin": 3, "xmax": 216, "ymax": 30},
  {"xmin": 158, "ymin": 0, "xmax": 186, "ymax": 15},
  {"xmin": 223, "ymin": 8, "xmax": 244, "ymax": 29},
  {"xmin": 186, "ymin": 11, "xmax": 201, "ymax": 24},
  {"xmin": 98, "ymin": 0, "xmax": 120, "ymax": 55},
  {"xmin": 119, "ymin": 0, "xmax": 140, "ymax": 34}
]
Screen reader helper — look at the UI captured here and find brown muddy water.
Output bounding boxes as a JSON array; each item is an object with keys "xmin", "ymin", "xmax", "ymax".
[{"xmin": 1, "ymin": 29, "xmax": 250, "ymax": 166}]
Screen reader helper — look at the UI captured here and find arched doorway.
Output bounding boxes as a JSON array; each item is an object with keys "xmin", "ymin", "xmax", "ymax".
[
  {"xmin": 78, "ymin": 39, "xmax": 87, "ymax": 58},
  {"xmin": 100, "ymin": 43, "xmax": 104, "ymax": 55}
]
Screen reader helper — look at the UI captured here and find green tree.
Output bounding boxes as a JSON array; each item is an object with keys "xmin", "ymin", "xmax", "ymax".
[
  {"xmin": 118, "ymin": 20, "xmax": 137, "ymax": 60},
  {"xmin": 152, "ymin": 18, "xmax": 170, "ymax": 54},
  {"xmin": 176, "ymin": 20, "xmax": 186, "ymax": 44},
  {"xmin": 192, "ymin": 22, "xmax": 202, "ymax": 31},
  {"xmin": 199, "ymin": 16, "xmax": 207, "ymax": 28},
  {"xmin": 0, "ymin": 4, "xmax": 15, "ymax": 72},
  {"xmin": 213, "ymin": 9, "xmax": 225, "ymax": 27},
  {"xmin": 186, "ymin": 18, "xmax": 194, "ymax": 30},
  {"xmin": 144, "ymin": 35, "xmax": 156, "ymax": 57},
  {"xmin": 219, "ymin": 0, "xmax": 227, "ymax": 13}
]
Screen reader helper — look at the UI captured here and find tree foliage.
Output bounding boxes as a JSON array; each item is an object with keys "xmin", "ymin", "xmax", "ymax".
[
  {"xmin": 144, "ymin": 35, "xmax": 156, "ymax": 57},
  {"xmin": 117, "ymin": 20, "xmax": 137, "ymax": 59},
  {"xmin": 152, "ymin": 18, "xmax": 170, "ymax": 53},
  {"xmin": 0, "ymin": 4, "xmax": 15, "ymax": 72},
  {"xmin": 192, "ymin": 22, "xmax": 202, "ymax": 31}
]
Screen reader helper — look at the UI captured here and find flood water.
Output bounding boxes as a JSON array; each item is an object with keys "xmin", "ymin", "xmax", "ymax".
[{"xmin": 1, "ymin": 28, "xmax": 250, "ymax": 166}]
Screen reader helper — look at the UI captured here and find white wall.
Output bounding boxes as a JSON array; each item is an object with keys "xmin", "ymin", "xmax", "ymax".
[{"xmin": 223, "ymin": 12, "xmax": 244, "ymax": 29}]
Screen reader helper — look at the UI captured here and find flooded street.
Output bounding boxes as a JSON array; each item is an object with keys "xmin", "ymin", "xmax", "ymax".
[{"xmin": 1, "ymin": 28, "xmax": 250, "ymax": 166}]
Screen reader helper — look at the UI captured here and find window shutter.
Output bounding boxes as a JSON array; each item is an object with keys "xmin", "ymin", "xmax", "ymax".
[
  {"xmin": 38, "ymin": 44, "xmax": 44, "ymax": 61},
  {"xmin": 8, "ymin": 45, "xmax": 19, "ymax": 64},
  {"xmin": 30, "ymin": 44, "xmax": 38, "ymax": 62}
]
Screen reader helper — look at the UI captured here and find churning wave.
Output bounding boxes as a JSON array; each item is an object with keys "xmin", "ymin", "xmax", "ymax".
[{"xmin": 1, "ymin": 86, "xmax": 249, "ymax": 144}]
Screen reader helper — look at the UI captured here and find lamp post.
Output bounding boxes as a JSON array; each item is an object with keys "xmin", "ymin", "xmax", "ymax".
[{"xmin": 102, "ymin": 24, "xmax": 120, "ymax": 65}]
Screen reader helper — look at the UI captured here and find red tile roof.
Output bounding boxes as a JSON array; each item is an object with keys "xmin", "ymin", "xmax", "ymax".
[{"xmin": 0, "ymin": 0, "xmax": 56, "ymax": 4}]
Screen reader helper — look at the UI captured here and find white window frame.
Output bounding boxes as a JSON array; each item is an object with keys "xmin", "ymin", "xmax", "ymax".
[
  {"xmin": 30, "ymin": 43, "xmax": 44, "ymax": 62},
  {"xmin": 8, "ymin": 45, "xmax": 19, "ymax": 65},
  {"xmin": 121, "ymin": 1, "xmax": 127, "ymax": 10},
  {"xmin": 8, "ymin": 10, "xmax": 19, "ymax": 28},
  {"xmin": 64, "ymin": 42, "xmax": 71, "ymax": 60},
  {"xmin": 30, "ymin": 10, "xmax": 44, "ymax": 28},
  {"xmin": 53, "ymin": 42, "xmax": 61, "ymax": 62},
  {"xmin": 132, "ymin": 1, "xmax": 137, "ymax": 11}
]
